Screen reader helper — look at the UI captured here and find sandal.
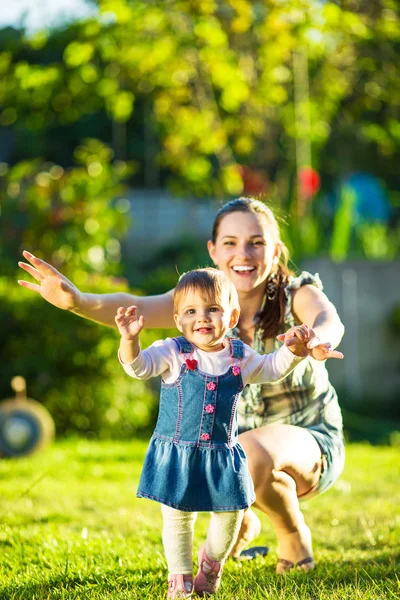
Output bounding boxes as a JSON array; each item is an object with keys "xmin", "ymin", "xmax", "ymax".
[
  {"xmin": 276, "ymin": 556, "xmax": 314, "ymax": 573},
  {"xmin": 194, "ymin": 545, "xmax": 224, "ymax": 595}
]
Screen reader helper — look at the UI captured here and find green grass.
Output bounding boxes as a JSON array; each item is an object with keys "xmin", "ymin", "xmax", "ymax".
[{"xmin": 0, "ymin": 439, "xmax": 399, "ymax": 599}]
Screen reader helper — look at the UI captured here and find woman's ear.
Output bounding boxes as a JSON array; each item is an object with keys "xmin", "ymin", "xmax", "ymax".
[
  {"xmin": 229, "ymin": 308, "xmax": 240, "ymax": 329},
  {"xmin": 174, "ymin": 314, "xmax": 183, "ymax": 332},
  {"xmin": 207, "ymin": 240, "xmax": 217, "ymax": 266},
  {"xmin": 273, "ymin": 244, "xmax": 281, "ymax": 263}
]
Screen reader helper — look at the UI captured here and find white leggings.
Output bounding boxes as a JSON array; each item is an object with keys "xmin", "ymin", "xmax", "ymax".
[{"xmin": 161, "ymin": 504, "xmax": 244, "ymax": 575}]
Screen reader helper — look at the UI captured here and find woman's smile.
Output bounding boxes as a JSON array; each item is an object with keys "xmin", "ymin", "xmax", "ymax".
[
  {"xmin": 230, "ymin": 264, "xmax": 258, "ymax": 286},
  {"xmin": 231, "ymin": 265, "xmax": 257, "ymax": 276}
]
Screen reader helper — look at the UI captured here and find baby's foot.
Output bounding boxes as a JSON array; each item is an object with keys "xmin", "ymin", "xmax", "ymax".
[
  {"xmin": 276, "ymin": 524, "xmax": 314, "ymax": 574},
  {"xmin": 194, "ymin": 545, "xmax": 224, "ymax": 596},
  {"xmin": 229, "ymin": 509, "xmax": 262, "ymax": 558},
  {"xmin": 167, "ymin": 573, "xmax": 193, "ymax": 598}
]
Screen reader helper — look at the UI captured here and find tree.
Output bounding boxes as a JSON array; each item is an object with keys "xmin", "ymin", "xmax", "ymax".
[{"xmin": 1, "ymin": 0, "xmax": 398, "ymax": 204}]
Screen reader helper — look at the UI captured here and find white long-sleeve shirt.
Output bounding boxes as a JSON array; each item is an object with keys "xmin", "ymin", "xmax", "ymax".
[{"xmin": 120, "ymin": 338, "xmax": 304, "ymax": 385}]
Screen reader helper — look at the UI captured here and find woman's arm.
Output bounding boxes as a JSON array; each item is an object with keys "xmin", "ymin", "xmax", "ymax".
[
  {"xmin": 291, "ymin": 284, "xmax": 345, "ymax": 351},
  {"xmin": 76, "ymin": 290, "xmax": 175, "ymax": 328},
  {"xmin": 18, "ymin": 251, "xmax": 175, "ymax": 329}
]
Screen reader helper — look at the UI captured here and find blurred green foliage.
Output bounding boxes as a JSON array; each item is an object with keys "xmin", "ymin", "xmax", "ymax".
[
  {"xmin": 0, "ymin": 138, "xmax": 168, "ymax": 438},
  {"xmin": 390, "ymin": 304, "xmax": 400, "ymax": 334},
  {"xmin": 0, "ymin": 138, "xmax": 133, "ymax": 275},
  {"xmin": 330, "ymin": 186, "xmax": 358, "ymax": 262}
]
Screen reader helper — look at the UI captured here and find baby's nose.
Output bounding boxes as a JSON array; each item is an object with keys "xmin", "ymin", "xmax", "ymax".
[{"xmin": 197, "ymin": 312, "xmax": 210, "ymax": 321}]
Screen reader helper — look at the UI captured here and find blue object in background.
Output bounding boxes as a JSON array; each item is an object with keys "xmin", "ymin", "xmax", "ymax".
[
  {"xmin": 0, "ymin": 410, "xmax": 42, "ymax": 457},
  {"xmin": 345, "ymin": 172, "xmax": 390, "ymax": 224}
]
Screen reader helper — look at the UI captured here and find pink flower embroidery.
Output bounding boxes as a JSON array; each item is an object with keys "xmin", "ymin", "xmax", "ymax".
[
  {"xmin": 207, "ymin": 382, "xmax": 216, "ymax": 391},
  {"xmin": 232, "ymin": 366, "xmax": 241, "ymax": 376},
  {"xmin": 201, "ymin": 433, "xmax": 210, "ymax": 441},
  {"xmin": 205, "ymin": 404, "xmax": 215, "ymax": 414}
]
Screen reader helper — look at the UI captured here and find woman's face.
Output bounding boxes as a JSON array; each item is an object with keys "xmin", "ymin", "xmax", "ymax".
[{"xmin": 207, "ymin": 211, "xmax": 279, "ymax": 295}]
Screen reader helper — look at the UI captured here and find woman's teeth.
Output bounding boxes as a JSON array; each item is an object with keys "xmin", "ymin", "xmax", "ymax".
[{"xmin": 232, "ymin": 266, "xmax": 255, "ymax": 272}]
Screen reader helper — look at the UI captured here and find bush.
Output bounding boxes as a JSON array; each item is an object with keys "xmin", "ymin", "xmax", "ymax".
[{"xmin": 0, "ymin": 139, "xmax": 167, "ymax": 438}]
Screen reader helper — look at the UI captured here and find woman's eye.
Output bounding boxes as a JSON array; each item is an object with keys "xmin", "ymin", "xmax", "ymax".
[
  {"xmin": 223, "ymin": 241, "xmax": 235, "ymax": 246},
  {"xmin": 252, "ymin": 240, "xmax": 265, "ymax": 246}
]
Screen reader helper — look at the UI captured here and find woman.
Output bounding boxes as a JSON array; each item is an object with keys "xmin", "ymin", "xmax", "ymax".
[{"xmin": 18, "ymin": 197, "xmax": 345, "ymax": 573}]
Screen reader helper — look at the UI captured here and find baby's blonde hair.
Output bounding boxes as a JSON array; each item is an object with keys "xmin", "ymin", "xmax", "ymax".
[{"xmin": 173, "ymin": 268, "xmax": 240, "ymax": 314}]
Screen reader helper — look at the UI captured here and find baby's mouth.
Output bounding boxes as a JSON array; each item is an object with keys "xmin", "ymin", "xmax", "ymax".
[{"xmin": 195, "ymin": 327, "xmax": 213, "ymax": 334}]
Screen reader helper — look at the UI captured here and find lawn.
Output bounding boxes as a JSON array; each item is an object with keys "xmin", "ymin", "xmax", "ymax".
[{"xmin": 0, "ymin": 439, "xmax": 399, "ymax": 599}]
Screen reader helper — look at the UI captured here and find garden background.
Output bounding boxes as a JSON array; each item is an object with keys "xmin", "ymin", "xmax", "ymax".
[{"xmin": 0, "ymin": 1, "xmax": 399, "ymax": 597}]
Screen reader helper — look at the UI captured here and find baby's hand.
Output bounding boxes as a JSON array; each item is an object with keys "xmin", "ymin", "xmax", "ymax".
[
  {"xmin": 277, "ymin": 324, "xmax": 311, "ymax": 357},
  {"xmin": 115, "ymin": 305, "xmax": 145, "ymax": 340},
  {"xmin": 277, "ymin": 325, "xmax": 344, "ymax": 360}
]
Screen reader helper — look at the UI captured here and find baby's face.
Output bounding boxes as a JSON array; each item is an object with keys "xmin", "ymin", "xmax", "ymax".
[{"xmin": 174, "ymin": 289, "xmax": 238, "ymax": 352}]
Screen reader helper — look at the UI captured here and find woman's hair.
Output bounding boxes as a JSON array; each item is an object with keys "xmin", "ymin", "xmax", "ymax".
[
  {"xmin": 173, "ymin": 268, "xmax": 240, "ymax": 315},
  {"xmin": 211, "ymin": 197, "xmax": 294, "ymax": 339}
]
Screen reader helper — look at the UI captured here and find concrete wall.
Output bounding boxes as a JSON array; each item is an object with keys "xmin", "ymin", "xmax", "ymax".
[
  {"xmin": 124, "ymin": 189, "xmax": 219, "ymax": 252},
  {"xmin": 301, "ymin": 259, "xmax": 400, "ymax": 404}
]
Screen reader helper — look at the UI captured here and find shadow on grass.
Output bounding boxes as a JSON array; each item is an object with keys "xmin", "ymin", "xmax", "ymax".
[{"xmin": 241, "ymin": 553, "xmax": 400, "ymax": 587}]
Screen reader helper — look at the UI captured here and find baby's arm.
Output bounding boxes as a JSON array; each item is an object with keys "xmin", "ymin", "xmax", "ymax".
[
  {"xmin": 244, "ymin": 323, "xmax": 343, "ymax": 385},
  {"xmin": 115, "ymin": 305, "xmax": 145, "ymax": 364},
  {"xmin": 244, "ymin": 343, "xmax": 304, "ymax": 384},
  {"xmin": 115, "ymin": 306, "xmax": 177, "ymax": 380}
]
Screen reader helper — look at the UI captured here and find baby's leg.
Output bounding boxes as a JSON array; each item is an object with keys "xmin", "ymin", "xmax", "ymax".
[
  {"xmin": 194, "ymin": 510, "xmax": 244, "ymax": 596},
  {"xmin": 206, "ymin": 510, "xmax": 244, "ymax": 560},
  {"xmin": 161, "ymin": 505, "xmax": 197, "ymax": 597},
  {"xmin": 161, "ymin": 504, "xmax": 197, "ymax": 573}
]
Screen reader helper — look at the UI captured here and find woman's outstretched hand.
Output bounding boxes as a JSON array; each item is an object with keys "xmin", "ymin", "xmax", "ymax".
[
  {"xmin": 277, "ymin": 324, "xmax": 344, "ymax": 360},
  {"xmin": 18, "ymin": 251, "xmax": 79, "ymax": 311}
]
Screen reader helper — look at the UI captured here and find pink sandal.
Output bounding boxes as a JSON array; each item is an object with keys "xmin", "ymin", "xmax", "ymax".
[
  {"xmin": 167, "ymin": 573, "xmax": 193, "ymax": 598},
  {"xmin": 194, "ymin": 545, "xmax": 224, "ymax": 595}
]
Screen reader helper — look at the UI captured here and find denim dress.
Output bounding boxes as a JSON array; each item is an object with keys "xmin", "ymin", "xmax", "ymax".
[{"xmin": 137, "ymin": 336, "xmax": 255, "ymax": 512}]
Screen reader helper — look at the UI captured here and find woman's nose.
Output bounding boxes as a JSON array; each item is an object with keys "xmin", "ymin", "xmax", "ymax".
[{"xmin": 236, "ymin": 242, "xmax": 252, "ymax": 258}]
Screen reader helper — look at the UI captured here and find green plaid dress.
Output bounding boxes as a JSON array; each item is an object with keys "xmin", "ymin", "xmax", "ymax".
[{"xmin": 230, "ymin": 272, "xmax": 343, "ymax": 434}]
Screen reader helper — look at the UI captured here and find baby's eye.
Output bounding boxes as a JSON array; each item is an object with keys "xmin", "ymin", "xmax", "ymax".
[
  {"xmin": 186, "ymin": 309, "xmax": 196, "ymax": 314},
  {"xmin": 209, "ymin": 307, "xmax": 220, "ymax": 313}
]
